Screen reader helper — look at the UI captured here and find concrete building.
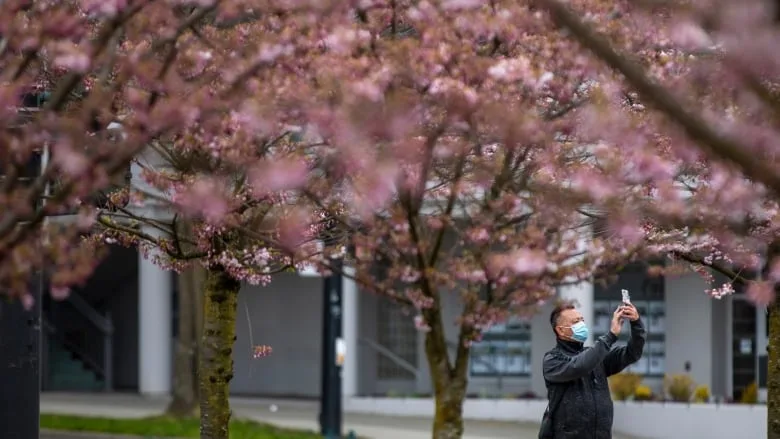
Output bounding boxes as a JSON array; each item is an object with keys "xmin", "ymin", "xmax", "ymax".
[
  {"xmin": 42, "ymin": 245, "xmax": 767, "ymax": 404},
  {"xmin": 40, "ymin": 128, "xmax": 766, "ymax": 402}
]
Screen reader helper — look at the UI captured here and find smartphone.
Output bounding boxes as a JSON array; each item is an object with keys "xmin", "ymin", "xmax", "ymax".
[{"xmin": 621, "ymin": 289, "xmax": 631, "ymax": 305}]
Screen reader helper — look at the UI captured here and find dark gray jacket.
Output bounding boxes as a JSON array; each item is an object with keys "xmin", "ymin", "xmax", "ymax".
[{"xmin": 542, "ymin": 319, "xmax": 646, "ymax": 439}]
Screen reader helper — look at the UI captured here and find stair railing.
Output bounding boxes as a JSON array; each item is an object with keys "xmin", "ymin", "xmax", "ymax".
[{"xmin": 59, "ymin": 291, "xmax": 114, "ymax": 391}]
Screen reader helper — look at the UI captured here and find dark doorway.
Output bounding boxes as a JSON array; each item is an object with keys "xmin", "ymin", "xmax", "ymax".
[
  {"xmin": 43, "ymin": 245, "xmax": 139, "ymax": 392},
  {"xmin": 731, "ymin": 298, "xmax": 757, "ymax": 401}
]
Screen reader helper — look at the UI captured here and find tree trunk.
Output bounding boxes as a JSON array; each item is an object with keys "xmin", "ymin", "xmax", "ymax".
[
  {"xmin": 166, "ymin": 265, "xmax": 205, "ymax": 417},
  {"xmin": 767, "ymin": 241, "xmax": 780, "ymax": 439},
  {"xmin": 423, "ymin": 304, "xmax": 470, "ymax": 439},
  {"xmin": 199, "ymin": 266, "xmax": 240, "ymax": 439},
  {"xmin": 769, "ymin": 300, "xmax": 780, "ymax": 439}
]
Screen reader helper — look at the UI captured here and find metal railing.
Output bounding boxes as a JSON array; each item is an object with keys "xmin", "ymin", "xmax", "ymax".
[
  {"xmin": 360, "ymin": 335, "xmax": 535, "ymax": 397},
  {"xmin": 445, "ymin": 339, "xmax": 511, "ymax": 394},
  {"xmin": 67, "ymin": 292, "xmax": 114, "ymax": 391},
  {"xmin": 359, "ymin": 337, "xmax": 420, "ymax": 378},
  {"xmin": 46, "ymin": 291, "xmax": 114, "ymax": 392}
]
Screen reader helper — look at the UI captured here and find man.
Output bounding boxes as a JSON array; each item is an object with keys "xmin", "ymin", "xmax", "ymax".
[{"xmin": 541, "ymin": 301, "xmax": 646, "ymax": 439}]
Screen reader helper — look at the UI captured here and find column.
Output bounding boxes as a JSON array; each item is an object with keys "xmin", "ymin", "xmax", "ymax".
[
  {"xmin": 757, "ymin": 306, "xmax": 768, "ymax": 402},
  {"xmin": 138, "ymin": 232, "xmax": 172, "ymax": 396},
  {"xmin": 341, "ymin": 266, "xmax": 359, "ymax": 398},
  {"xmin": 558, "ymin": 223, "xmax": 595, "ymax": 344}
]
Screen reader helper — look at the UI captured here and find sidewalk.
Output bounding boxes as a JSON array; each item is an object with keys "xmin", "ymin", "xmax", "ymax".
[{"xmin": 40, "ymin": 392, "xmax": 635, "ymax": 439}]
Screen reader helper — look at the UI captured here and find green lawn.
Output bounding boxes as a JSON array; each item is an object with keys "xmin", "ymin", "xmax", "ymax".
[{"xmin": 40, "ymin": 414, "xmax": 320, "ymax": 439}]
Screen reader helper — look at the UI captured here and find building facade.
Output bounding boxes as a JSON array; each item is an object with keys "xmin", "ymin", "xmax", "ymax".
[
  {"xmin": 229, "ymin": 262, "xmax": 766, "ymax": 403},
  {"xmin": 42, "ymin": 244, "xmax": 768, "ymax": 404}
]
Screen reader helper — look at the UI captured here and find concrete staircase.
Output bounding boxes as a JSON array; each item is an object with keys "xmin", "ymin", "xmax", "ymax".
[{"xmin": 47, "ymin": 340, "xmax": 104, "ymax": 392}]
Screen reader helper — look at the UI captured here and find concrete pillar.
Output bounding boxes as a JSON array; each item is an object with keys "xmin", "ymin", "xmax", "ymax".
[
  {"xmin": 531, "ymin": 301, "xmax": 556, "ymax": 396},
  {"xmin": 558, "ymin": 222, "xmax": 595, "ymax": 344},
  {"xmin": 757, "ymin": 306, "xmax": 768, "ymax": 402},
  {"xmin": 342, "ymin": 266, "xmax": 359, "ymax": 397},
  {"xmin": 138, "ymin": 231, "xmax": 172, "ymax": 396}
]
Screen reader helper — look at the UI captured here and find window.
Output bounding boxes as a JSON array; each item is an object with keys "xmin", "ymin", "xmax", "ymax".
[
  {"xmin": 376, "ymin": 298, "xmax": 418, "ymax": 380},
  {"xmin": 594, "ymin": 261, "xmax": 665, "ymax": 376},
  {"xmin": 469, "ymin": 318, "xmax": 532, "ymax": 377}
]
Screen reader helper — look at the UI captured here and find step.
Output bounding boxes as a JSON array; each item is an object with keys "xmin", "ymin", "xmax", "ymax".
[{"xmin": 49, "ymin": 375, "xmax": 104, "ymax": 391}]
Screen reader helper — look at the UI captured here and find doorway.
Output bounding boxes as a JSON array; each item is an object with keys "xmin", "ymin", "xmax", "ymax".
[{"xmin": 731, "ymin": 298, "xmax": 756, "ymax": 401}]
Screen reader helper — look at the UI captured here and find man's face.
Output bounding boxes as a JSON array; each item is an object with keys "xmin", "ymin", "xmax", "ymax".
[{"xmin": 556, "ymin": 308, "xmax": 584, "ymax": 339}]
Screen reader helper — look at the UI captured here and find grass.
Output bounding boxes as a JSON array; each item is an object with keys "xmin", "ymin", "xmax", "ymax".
[{"xmin": 40, "ymin": 414, "xmax": 320, "ymax": 439}]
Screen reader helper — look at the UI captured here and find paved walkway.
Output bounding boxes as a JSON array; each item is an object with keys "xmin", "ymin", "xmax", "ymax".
[{"xmin": 40, "ymin": 392, "xmax": 636, "ymax": 439}]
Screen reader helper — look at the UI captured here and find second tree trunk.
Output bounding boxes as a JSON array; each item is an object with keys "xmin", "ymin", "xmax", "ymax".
[{"xmin": 199, "ymin": 266, "xmax": 240, "ymax": 439}]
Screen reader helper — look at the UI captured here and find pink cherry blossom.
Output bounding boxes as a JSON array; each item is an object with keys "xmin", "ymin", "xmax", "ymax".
[
  {"xmin": 50, "ymin": 286, "xmax": 71, "ymax": 300},
  {"xmin": 768, "ymin": 259, "xmax": 780, "ymax": 283},
  {"xmin": 81, "ymin": 0, "xmax": 128, "ymax": 17},
  {"xmin": 174, "ymin": 179, "xmax": 230, "ymax": 225},
  {"xmin": 54, "ymin": 146, "xmax": 90, "ymax": 177},
  {"xmin": 51, "ymin": 42, "xmax": 91, "ymax": 73},
  {"xmin": 442, "ymin": 0, "xmax": 486, "ymax": 11},
  {"xmin": 670, "ymin": 21, "xmax": 713, "ymax": 50},
  {"xmin": 20, "ymin": 294, "xmax": 34, "ymax": 311},
  {"xmin": 414, "ymin": 315, "xmax": 431, "ymax": 332},
  {"xmin": 508, "ymin": 249, "xmax": 548, "ymax": 276},
  {"xmin": 746, "ymin": 281, "xmax": 775, "ymax": 307},
  {"xmin": 249, "ymin": 159, "xmax": 309, "ymax": 196},
  {"xmin": 5, "ymin": 0, "xmax": 780, "ymax": 435}
]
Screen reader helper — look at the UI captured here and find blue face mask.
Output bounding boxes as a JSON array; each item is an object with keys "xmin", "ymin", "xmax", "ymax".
[{"xmin": 569, "ymin": 321, "xmax": 589, "ymax": 343}]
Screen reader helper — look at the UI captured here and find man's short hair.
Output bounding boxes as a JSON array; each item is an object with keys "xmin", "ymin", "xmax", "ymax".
[{"xmin": 550, "ymin": 302, "xmax": 576, "ymax": 330}]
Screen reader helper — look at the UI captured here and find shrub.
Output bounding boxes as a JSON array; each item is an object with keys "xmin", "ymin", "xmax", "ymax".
[
  {"xmin": 634, "ymin": 385, "xmax": 653, "ymax": 401},
  {"xmin": 664, "ymin": 374, "xmax": 695, "ymax": 402},
  {"xmin": 741, "ymin": 382, "xmax": 758, "ymax": 404},
  {"xmin": 609, "ymin": 373, "xmax": 642, "ymax": 401},
  {"xmin": 693, "ymin": 385, "xmax": 710, "ymax": 403}
]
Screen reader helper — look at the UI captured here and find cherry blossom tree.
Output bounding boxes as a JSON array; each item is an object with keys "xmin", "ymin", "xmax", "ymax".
[
  {"xmin": 10, "ymin": 1, "xmax": 780, "ymax": 439},
  {"xmin": 79, "ymin": 2, "xmax": 670, "ymax": 436},
  {"xmin": 2, "ymin": 2, "xmax": 332, "ymax": 438},
  {"xmin": 297, "ymin": 1, "xmax": 780, "ymax": 436},
  {"xmin": 530, "ymin": 0, "xmax": 780, "ymax": 435},
  {"xmin": 289, "ymin": 2, "xmax": 686, "ymax": 437}
]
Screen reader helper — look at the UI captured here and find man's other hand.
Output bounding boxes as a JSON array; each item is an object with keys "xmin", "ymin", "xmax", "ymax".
[{"xmin": 621, "ymin": 304, "xmax": 640, "ymax": 322}]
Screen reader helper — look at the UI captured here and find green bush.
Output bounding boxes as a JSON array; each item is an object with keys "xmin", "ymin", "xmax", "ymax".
[
  {"xmin": 634, "ymin": 384, "xmax": 653, "ymax": 401},
  {"xmin": 741, "ymin": 381, "xmax": 758, "ymax": 404},
  {"xmin": 693, "ymin": 385, "xmax": 710, "ymax": 403},
  {"xmin": 609, "ymin": 373, "xmax": 642, "ymax": 401},
  {"xmin": 664, "ymin": 374, "xmax": 695, "ymax": 402}
]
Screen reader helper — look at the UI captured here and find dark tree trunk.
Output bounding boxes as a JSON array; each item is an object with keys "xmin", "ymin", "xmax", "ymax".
[
  {"xmin": 198, "ymin": 266, "xmax": 240, "ymax": 439},
  {"xmin": 423, "ymin": 302, "xmax": 471, "ymax": 439},
  {"xmin": 766, "ymin": 241, "xmax": 780, "ymax": 439}
]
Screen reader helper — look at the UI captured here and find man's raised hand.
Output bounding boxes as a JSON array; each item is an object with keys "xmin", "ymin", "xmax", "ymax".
[{"xmin": 610, "ymin": 307, "xmax": 624, "ymax": 336}]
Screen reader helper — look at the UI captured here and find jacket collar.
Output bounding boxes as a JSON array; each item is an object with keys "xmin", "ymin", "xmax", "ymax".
[{"xmin": 556, "ymin": 337, "xmax": 585, "ymax": 353}]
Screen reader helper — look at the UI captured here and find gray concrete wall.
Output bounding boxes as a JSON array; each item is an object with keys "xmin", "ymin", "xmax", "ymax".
[
  {"xmin": 225, "ymin": 266, "xmax": 734, "ymax": 400},
  {"xmin": 231, "ymin": 273, "xmax": 323, "ymax": 397},
  {"xmin": 530, "ymin": 301, "xmax": 556, "ymax": 398},
  {"xmin": 664, "ymin": 272, "xmax": 714, "ymax": 392}
]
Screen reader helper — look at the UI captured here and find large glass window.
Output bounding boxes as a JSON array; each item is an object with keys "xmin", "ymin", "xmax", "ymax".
[
  {"xmin": 469, "ymin": 318, "xmax": 531, "ymax": 377},
  {"xmin": 594, "ymin": 261, "xmax": 665, "ymax": 376},
  {"xmin": 376, "ymin": 298, "xmax": 418, "ymax": 380}
]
